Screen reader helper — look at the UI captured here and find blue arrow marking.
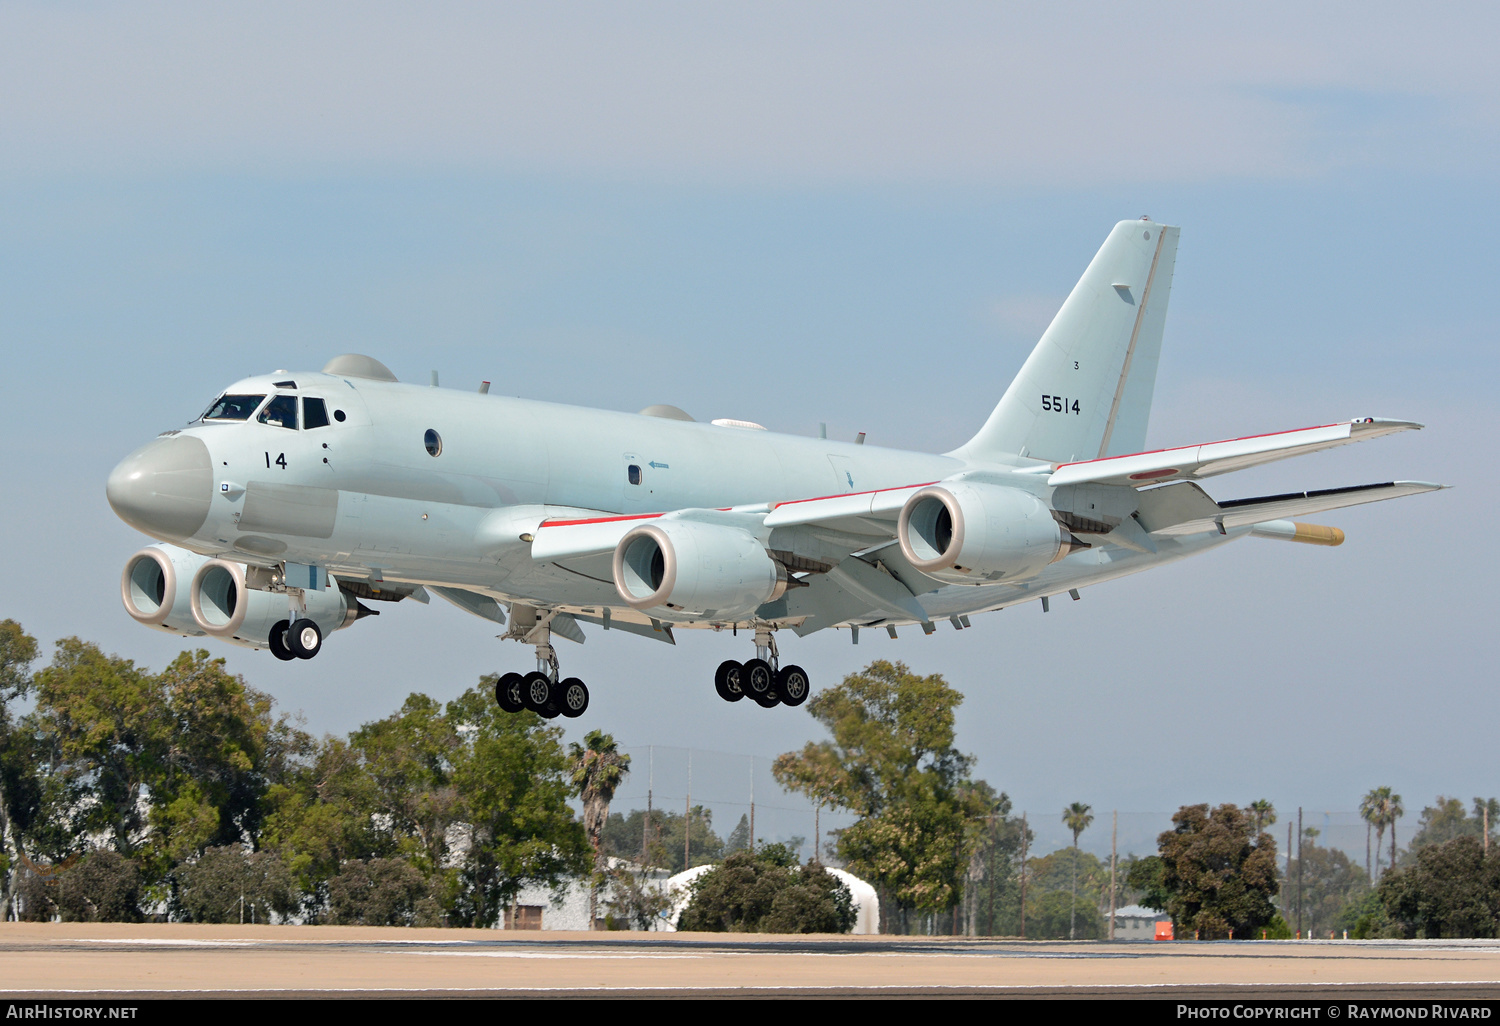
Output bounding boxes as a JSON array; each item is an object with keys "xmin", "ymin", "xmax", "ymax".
[{"xmin": 648, "ymin": 461, "xmax": 670, "ymax": 470}]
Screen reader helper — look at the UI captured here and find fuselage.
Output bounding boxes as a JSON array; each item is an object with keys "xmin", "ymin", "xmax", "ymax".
[{"xmin": 106, "ymin": 365, "xmax": 1235, "ymax": 632}]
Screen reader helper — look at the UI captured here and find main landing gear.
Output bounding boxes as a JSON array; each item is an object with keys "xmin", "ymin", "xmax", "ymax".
[
  {"xmin": 269, "ymin": 586, "xmax": 323, "ymax": 662},
  {"xmin": 492, "ymin": 610, "xmax": 589, "ymax": 719},
  {"xmin": 714, "ymin": 628, "xmax": 809, "ymax": 709}
]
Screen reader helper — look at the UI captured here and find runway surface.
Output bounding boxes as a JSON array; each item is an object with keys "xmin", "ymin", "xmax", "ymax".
[{"xmin": 4, "ymin": 924, "xmax": 1500, "ymax": 999}]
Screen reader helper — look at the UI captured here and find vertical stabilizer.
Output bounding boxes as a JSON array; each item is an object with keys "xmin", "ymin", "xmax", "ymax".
[{"xmin": 952, "ymin": 220, "xmax": 1179, "ymax": 464}]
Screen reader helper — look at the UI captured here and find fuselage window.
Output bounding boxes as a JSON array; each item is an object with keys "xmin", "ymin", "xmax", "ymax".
[
  {"xmin": 201, "ymin": 394, "xmax": 266, "ymax": 421},
  {"xmin": 424, "ymin": 429, "xmax": 442, "ymax": 457},
  {"xmin": 627, "ymin": 464, "xmax": 642, "ymax": 485},
  {"xmin": 304, "ymin": 397, "xmax": 330, "ymax": 429},
  {"xmin": 258, "ymin": 394, "xmax": 299, "ymax": 430},
  {"xmin": 334, "ymin": 409, "xmax": 347, "ymax": 422}
]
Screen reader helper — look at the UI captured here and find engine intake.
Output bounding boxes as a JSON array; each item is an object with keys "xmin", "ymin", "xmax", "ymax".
[
  {"xmin": 613, "ymin": 520, "xmax": 786, "ymax": 619},
  {"xmin": 120, "ymin": 545, "xmax": 210, "ymax": 636},
  {"xmin": 189, "ymin": 558, "xmax": 357, "ymax": 646},
  {"xmin": 897, "ymin": 482, "xmax": 1082, "ymax": 584}
]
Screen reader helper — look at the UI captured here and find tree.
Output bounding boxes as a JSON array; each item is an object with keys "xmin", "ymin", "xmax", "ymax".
[
  {"xmin": 773, "ymin": 661, "xmax": 987, "ymax": 932},
  {"xmin": 1156, "ymin": 804, "xmax": 1279, "ymax": 939},
  {"xmin": 1062, "ymin": 802, "xmax": 1093, "ymax": 940},
  {"xmin": 0, "ymin": 620, "xmax": 40, "ymax": 918},
  {"xmin": 176, "ymin": 846, "xmax": 299, "ymax": 924},
  {"xmin": 676, "ymin": 844, "xmax": 855, "ymax": 934},
  {"xmin": 1401, "ymin": 796, "xmax": 1500, "ymax": 861},
  {"xmin": 1249, "ymin": 800, "xmax": 1277, "ymax": 835},
  {"xmin": 53, "ymin": 850, "xmax": 143, "ymax": 923},
  {"xmin": 569, "ymin": 730, "xmax": 630, "ymax": 929},
  {"xmin": 1362, "ymin": 787, "xmax": 1395, "ymax": 879},
  {"xmin": 1379, "ymin": 836, "xmax": 1500, "ymax": 938},
  {"xmin": 1287, "ymin": 836, "xmax": 1370, "ymax": 938}
]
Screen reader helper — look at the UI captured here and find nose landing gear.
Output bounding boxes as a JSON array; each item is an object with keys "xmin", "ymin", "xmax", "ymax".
[{"xmin": 714, "ymin": 628, "xmax": 810, "ymax": 709}]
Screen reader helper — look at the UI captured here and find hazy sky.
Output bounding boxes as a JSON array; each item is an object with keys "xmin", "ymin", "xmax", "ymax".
[{"xmin": 2, "ymin": 2, "xmax": 1494, "ymax": 858}]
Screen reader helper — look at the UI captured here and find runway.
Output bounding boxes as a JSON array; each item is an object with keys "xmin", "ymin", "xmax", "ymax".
[{"xmin": 3, "ymin": 924, "xmax": 1500, "ymax": 999}]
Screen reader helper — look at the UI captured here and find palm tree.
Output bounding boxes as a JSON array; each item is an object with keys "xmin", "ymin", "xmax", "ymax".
[
  {"xmin": 1250, "ymin": 800, "xmax": 1277, "ymax": 835},
  {"xmin": 1062, "ymin": 802, "xmax": 1094, "ymax": 940},
  {"xmin": 569, "ymin": 730, "xmax": 631, "ymax": 929},
  {"xmin": 1359, "ymin": 788, "xmax": 1384, "ymax": 882},
  {"xmin": 1384, "ymin": 791, "xmax": 1404, "ymax": 869}
]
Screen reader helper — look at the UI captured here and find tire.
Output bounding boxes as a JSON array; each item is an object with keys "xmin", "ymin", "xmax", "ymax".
[
  {"xmin": 521, "ymin": 670, "xmax": 553, "ymax": 712},
  {"xmin": 741, "ymin": 658, "xmax": 773, "ymax": 701},
  {"xmin": 288, "ymin": 618, "xmax": 322, "ymax": 659},
  {"xmin": 753, "ymin": 685, "xmax": 782, "ymax": 709},
  {"xmin": 268, "ymin": 620, "xmax": 296, "ymax": 661},
  {"xmin": 714, "ymin": 660, "xmax": 745, "ymax": 702},
  {"xmin": 560, "ymin": 678, "xmax": 589, "ymax": 718},
  {"xmin": 495, "ymin": 672, "xmax": 525, "ymax": 713},
  {"xmin": 774, "ymin": 664, "xmax": 811, "ymax": 707}
]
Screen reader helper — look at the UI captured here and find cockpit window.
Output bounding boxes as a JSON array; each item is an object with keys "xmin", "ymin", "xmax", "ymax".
[
  {"xmin": 304, "ymin": 397, "xmax": 330, "ymax": 429},
  {"xmin": 257, "ymin": 394, "xmax": 299, "ymax": 430},
  {"xmin": 201, "ymin": 394, "xmax": 266, "ymax": 421}
]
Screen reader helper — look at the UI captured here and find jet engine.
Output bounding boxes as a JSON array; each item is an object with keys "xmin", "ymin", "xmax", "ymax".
[
  {"xmin": 897, "ymin": 482, "xmax": 1084, "ymax": 584},
  {"xmin": 189, "ymin": 558, "xmax": 359, "ymax": 648},
  {"xmin": 120, "ymin": 544, "xmax": 212, "ymax": 638},
  {"xmin": 612, "ymin": 520, "xmax": 787, "ymax": 619}
]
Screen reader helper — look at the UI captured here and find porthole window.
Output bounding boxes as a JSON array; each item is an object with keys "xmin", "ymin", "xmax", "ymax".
[
  {"xmin": 424, "ymin": 429, "xmax": 442, "ymax": 457},
  {"xmin": 333, "ymin": 409, "xmax": 346, "ymax": 422},
  {"xmin": 627, "ymin": 464, "xmax": 642, "ymax": 485}
]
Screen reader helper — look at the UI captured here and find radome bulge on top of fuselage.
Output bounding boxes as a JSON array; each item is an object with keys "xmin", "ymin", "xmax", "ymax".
[{"xmin": 106, "ymin": 219, "xmax": 1442, "ymax": 720}]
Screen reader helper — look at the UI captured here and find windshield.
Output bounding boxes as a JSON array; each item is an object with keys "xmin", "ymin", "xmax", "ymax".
[
  {"xmin": 200, "ymin": 394, "xmax": 266, "ymax": 421},
  {"xmin": 257, "ymin": 394, "xmax": 298, "ymax": 430}
]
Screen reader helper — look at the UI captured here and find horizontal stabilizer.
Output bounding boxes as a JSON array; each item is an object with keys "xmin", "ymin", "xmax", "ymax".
[
  {"xmin": 1139, "ymin": 480, "xmax": 1443, "ymax": 536},
  {"xmin": 1049, "ymin": 418, "xmax": 1421, "ymax": 489}
]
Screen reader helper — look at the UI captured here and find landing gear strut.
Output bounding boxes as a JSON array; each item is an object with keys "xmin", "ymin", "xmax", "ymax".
[
  {"xmin": 492, "ymin": 609, "xmax": 589, "ymax": 718},
  {"xmin": 714, "ymin": 627, "xmax": 810, "ymax": 709}
]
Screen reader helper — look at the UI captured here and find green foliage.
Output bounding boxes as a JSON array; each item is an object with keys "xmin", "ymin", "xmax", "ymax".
[
  {"xmin": 774, "ymin": 660, "xmax": 987, "ymax": 927},
  {"xmin": 601, "ymin": 806, "xmax": 726, "ymax": 873},
  {"xmin": 1263, "ymin": 914, "xmax": 1293, "ymax": 939},
  {"xmin": 1400, "ymin": 796, "xmax": 1500, "ymax": 862},
  {"xmin": 677, "ymin": 848, "xmax": 855, "ymax": 934},
  {"xmin": 1379, "ymin": 835, "xmax": 1500, "ymax": 938},
  {"xmin": 957, "ymin": 798, "xmax": 1031, "ymax": 937},
  {"xmin": 1288, "ymin": 838, "xmax": 1370, "ymax": 938},
  {"xmin": 326, "ymin": 857, "xmax": 442, "ymax": 927},
  {"xmin": 54, "ymin": 850, "xmax": 143, "ymax": 923},
  {"xmin": 603, "ymin": 867, "xmax": 677, "ymax": 930},
  {"xmin": 1025, "ymin": 888, "xmax": 1104, "ymax": 939},
  {"xmin": 1157, "ymin": 804, "xmax": 1280, "ymax": 940},
  {"xmin": 176, "ymin": 846, "xmax": 300, "ymax": 924},
  {"xmin": 1125, "ymin": 854, "xmax": 1172, "ymax": 912}
]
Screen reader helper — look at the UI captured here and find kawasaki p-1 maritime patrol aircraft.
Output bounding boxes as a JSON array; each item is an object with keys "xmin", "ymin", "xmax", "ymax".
[{"xmin": 107, "ymin": 219, "xmax": 1440, "ymax": 719}]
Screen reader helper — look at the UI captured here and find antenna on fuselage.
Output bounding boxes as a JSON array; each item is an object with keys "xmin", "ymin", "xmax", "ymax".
[
  {"xmin": 478, "ymin": 381, "xmax": 491, "ymax": 394},
  {"xmin": 431, "ymin": 370, "xmax": 439, "ymax": 387}
]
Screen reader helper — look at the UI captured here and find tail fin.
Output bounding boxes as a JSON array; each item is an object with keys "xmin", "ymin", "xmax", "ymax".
[{"xmin": 953, "ymin": 219, "xmax": 1179, "ymax": 464}]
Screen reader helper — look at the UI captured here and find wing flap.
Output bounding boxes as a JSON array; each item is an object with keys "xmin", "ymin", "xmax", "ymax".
[
  {"xmin": 1048, "ymin": 418, "xmax": 1421, "ymax": 489},
  {"xmin": 1147, "ymin": 480, "xmax": 1442, "ymax": 536},
  {"xmin": 763, "ymin": 483, "xmax": 934, "ymax": 530}
]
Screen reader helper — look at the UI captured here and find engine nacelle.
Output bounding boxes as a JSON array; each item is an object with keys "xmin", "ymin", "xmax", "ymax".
[
  {"xmin": 897, "ymin": 482, "xmax": 1081, "ymax": 584},
  {"xmin": 612, "ymin": 520, "xmax": 786, "ymax": 619},
  {"xmin": 189, "ymin": 558, "xmax": 357, "ymax": 648},
  {"xmin": 120, "ymin": 544, "xmax": 212, "ymax": 637}
]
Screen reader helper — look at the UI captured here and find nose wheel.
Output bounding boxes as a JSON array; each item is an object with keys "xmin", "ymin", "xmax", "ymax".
[{"xmin": 714, "ymin": 629, "xmax": 810, "ymax": 708}]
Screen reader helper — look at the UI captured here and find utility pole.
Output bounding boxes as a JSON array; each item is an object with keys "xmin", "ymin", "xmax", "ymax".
[
  {"xmin": 1019, "ymin": 812, "xmax": 1029, "ymax": 940},
  {"xmin": 684, "ymin": 749, "xmax": 692, "ymax": 871},
  {"xmin": 1109, "ymin": 810, "xmax": 1118, "ymax": 941},
  {"xmin": 643, "ymin": 746, "xmax": 653, "ymax": 868},
  {"xmin": 1285, "ymin": 821, "xmax": 1293, "ymax": 923},
  {"xmin": 748, "ymin": 755, "xmax": 756, "ymax": 852},
  {"xmin": 1297, "ymin": 807, "xmax": 1304, "ymax": 939}
]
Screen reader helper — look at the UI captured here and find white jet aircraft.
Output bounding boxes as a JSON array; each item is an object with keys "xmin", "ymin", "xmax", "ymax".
[{"xmin": 107, "ymin": 219, "xmax": 1441, "ymax": 719}]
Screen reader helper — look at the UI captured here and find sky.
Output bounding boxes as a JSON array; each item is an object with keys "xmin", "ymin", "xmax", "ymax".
[{"xmin": 1, "ymin": 2, "xmax": 1495, "ymax": 860}]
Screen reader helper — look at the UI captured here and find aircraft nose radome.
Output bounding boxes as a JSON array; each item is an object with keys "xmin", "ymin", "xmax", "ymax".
[{"xmin": 106, "ymin": 435, "xmax": 213, "ymax": 541}]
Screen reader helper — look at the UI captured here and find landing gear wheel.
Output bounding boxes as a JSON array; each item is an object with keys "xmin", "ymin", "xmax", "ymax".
[
  {"xmin": 714, "ymin": 660, "xmax": 746, "ymax": 703},
  {"xmin": 753, "ymin": 684, "xmax": 782, "ymax": 709},
  {"xmin": 268, "ymin": 620, "xmax": 295, "ymax": 661},
  {"xmin": 774, "ymin": 664, "xmax": 811, "ymax": 707},
  {"xmin": 742, "ymin": 658, "xmax": 774, "ymax": 705},
  {"xmin": 288, "ymin": 618, "xmax": 322, "ymax": 659},
  {"xmin": 495, "ymin": 672, "xmax": 525, "ymax": 713},
  {"xmin": 559, "ymin": 678, "xmax": 589, "ymax": 718},
  {"xmin": 521, "ymin": 671, "xmax": 553, "ymax": 713}
]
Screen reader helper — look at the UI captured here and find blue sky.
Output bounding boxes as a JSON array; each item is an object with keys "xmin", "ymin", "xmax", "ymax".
[{"xmin": 2, "ymin": 2, "xmax": 1495, "ymax": 858}]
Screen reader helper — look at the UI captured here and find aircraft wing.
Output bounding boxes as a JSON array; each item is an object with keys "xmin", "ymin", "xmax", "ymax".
[
  {"xmin": 1137, "ymin": 479, "xmax": 1444, "ymax": 536},
  {"xmin": 761, "ymin": 483, "xmax": 936, "ymax": 535},
  {"xmin": 1048, "ymin": 418, "xmax": 1421, "ymax": 489}
]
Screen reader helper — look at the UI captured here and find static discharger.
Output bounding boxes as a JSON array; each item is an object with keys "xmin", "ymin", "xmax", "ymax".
[{"xmin": 1250, "ymin": 520, "xmax": 1346, "ymax": 546}]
